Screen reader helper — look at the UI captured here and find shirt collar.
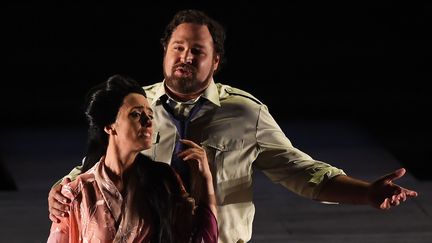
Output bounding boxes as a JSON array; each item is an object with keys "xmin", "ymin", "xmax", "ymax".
[
  {"xmin": 93, "ymin": 157, "xmax": 123, "ymax": 221},
  {"xmin": 166, "ymin": 93, "xmax": 200, "ymax": 106},
  {"xmin": 151, "ymin": 78, "xmax": 221, "ymax": 107}
]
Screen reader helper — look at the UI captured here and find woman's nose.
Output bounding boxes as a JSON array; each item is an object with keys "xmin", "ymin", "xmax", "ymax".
[{"xmin": 140, "ymin": 114, "xmax": 152, "ymax": 127}]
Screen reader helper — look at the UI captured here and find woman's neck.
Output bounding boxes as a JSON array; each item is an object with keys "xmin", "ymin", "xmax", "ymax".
[{"xmin": 104, "ymin": 143, "xmax": 137, "ymax": 192}]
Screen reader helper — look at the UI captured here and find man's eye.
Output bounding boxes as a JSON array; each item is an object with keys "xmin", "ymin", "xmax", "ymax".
[
  {"xmin": 191, "ymin": 48, "xmax": 203, "ymax": 55},
  {"xmin": 174, "ymin": 46, "xmax": 184, "ymax": 51}
]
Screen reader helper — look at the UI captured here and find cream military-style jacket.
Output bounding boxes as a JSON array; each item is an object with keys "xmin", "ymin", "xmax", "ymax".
[
  {"xmin": 142, "ymin": 80, "xmax": 346, "ymax": 243},
  {"xmin": 65, "ymin": 79, "xmax": 345, "ymax": 242}
]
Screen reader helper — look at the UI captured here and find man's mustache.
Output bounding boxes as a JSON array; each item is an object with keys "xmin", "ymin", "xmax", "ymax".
[{"xmin": 173, "ymin": 63, "xmax": 197, "ymax": 73}]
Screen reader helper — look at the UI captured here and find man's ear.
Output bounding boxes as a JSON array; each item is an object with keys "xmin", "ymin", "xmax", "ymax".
[
  {"xmin": 104, "ymin": 124, "xmax": 116, "ymax": 135},
  {"xmin": 213, "ymin": 54, "xmax": 220, "ymax": 71}
]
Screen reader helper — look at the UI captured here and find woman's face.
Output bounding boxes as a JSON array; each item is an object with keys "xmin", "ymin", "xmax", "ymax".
[{"xmin": 111, "ymin": 93, "xmax": 153, "ymax": 152}]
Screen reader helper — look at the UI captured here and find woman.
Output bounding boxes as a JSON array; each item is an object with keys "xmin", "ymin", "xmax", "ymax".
[{"xmin": 47, "ymin": 75, "xmax": 217, "ymax": 243}]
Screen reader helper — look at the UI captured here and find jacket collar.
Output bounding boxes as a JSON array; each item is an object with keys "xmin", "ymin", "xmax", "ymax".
[{"xmin": 151, "ymin": 78, "xmax": 221, "ymax": 107}]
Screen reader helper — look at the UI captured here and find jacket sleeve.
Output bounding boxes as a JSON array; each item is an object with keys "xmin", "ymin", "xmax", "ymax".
[
  {"xmin": 51, "ymin": 163, "xmax": 83, "ymax": 188},
  {"xmin": 254, "ymin": 105, "xmax": 346, "ymax": 199}
]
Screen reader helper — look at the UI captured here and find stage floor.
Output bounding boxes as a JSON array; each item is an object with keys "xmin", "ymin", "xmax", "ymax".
[{"xmin": 1, "ymin": 120, "xmax": 431, "ymax": 242}]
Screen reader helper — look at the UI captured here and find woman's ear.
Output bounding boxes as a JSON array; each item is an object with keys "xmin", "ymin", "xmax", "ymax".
[{"xmin": 104, "ymin": 124, "xmax": 116, "ymax": 135}]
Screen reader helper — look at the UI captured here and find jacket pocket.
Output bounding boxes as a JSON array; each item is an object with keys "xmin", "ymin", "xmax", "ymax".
[{"xmin": 201, "ymin": 136, "xmax": 245, "ymax": 183}]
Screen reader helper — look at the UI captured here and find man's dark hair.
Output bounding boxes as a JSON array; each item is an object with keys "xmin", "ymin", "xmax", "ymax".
[{"xmin": 160, "ymin": 9, "xmax": 226, "ymax": 72}]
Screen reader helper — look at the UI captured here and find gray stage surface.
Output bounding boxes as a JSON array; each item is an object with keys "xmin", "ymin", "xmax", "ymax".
[{"xmin": 1, "ymin": 120, "xmax": 431, "ymax": 242}]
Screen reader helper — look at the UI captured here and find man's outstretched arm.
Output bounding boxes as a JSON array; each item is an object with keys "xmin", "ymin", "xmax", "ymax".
[{"xmin": 317, "ymin": 168, "xmax": 418, "ymax": 209}]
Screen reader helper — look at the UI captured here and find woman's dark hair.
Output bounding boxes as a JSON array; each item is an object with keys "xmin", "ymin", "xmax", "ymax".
[
  {"xmin": 81, "ymin": 74, "xmax": 146, "ymax": 172},
  {"xmin": 160, "ymin": 9, "xmax": 226, "ymax": 73},
  {"xmin": 81, "ymin": 75, "xmax": 191, "ymax": 242},
  {"xmin": 135, "ymin": 155, "xmax": 193, "ymax": 243}
]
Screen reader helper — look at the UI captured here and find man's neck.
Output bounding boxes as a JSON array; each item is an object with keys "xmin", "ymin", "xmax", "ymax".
[
  {"xmin": 166, "ymin": 89, "xmax": 201, "ymax": 102},
  {"xmin": 164, "ymin": 81, "xmax": 210, "ymax": 102}
]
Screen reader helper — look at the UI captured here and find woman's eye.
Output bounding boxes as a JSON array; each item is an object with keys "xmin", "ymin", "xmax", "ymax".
[{"xmin": 131, "ymin": 111, "xmax": 141, "ymax": 118}]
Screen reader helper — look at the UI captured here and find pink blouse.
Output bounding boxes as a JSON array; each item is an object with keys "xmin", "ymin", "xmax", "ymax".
[
  {"xmin": 48, "ymin": 160, "xmax": 153, "ymax": 242},
  {"xmin": 47, "ymin": 158, "xmax": 218, "ymax": 243}
]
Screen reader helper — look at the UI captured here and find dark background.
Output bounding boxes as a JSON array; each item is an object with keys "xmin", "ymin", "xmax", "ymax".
[{"xmin": 2, "ymin": 3, "xmax": 431, "ymax": 181}]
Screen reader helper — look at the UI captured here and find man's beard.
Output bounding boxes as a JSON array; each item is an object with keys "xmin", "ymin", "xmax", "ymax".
[
  {"xmin": 164, "ymin": 63, "xmax": 214, "ymax": 95},
  {"xmin": 165, "ymin": 76, "xmax": 197, "ymax": 94}
]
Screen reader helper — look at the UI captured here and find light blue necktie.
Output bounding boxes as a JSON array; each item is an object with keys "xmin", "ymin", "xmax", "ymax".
[{"xmin": 162, "ymin": 96, "xmax": 205, "ymax": 190}]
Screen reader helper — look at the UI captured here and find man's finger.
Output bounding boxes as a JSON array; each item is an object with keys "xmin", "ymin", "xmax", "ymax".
[
  {"xmin": 53, "ymin": 191, "xmax": 70, "ymax": 204},
  {"xmin": 401, "ymin": 192, "xmax": 407, "ymax": 202},
  {"xmin": 399, "ymin": 186, "xmax": 418, "ymax": 198},
  {"xmin": 406, "ymin": 190, "xmax": 418, "ymax": 197},
  {"xmin": 51, "ymin": 197, "xmax": 70, "ymax": 212},
  {"xmin": 390, "ymin": 195, "xmax": 400, "ymax": 206},
  {"xmin": 178, "ymin": 148, "xmax": 203, "ymax": 158},
  {"xmin": 49, "ymin": 213, "xmax": 61, "ymax": 224},
  {"xmin": 50, "ymin": 206, "xmax": 69, "ymax": 217},
  {"xmin": 381, "ymin": 168, "xmax": 406, "ymax": 182},
  {"xmin": 61, "ymin": 177, "xmax": 71, "ymax": 186},
  {"xmin": 380, "ymin": 198, "xmax": 390, "ymax": 209}
]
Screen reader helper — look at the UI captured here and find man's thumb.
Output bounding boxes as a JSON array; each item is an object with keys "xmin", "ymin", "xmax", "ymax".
[
  {"xmin": 383, "ymin": 168, "xmax": 406, "ymax": 182},
  {"xmin": 61, "ymin": 177, "xmax": 71, "ymax": 186}
]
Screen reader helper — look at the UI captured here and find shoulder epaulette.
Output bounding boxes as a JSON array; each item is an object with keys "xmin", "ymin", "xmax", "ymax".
[
  {"xmin": 143, "ymin": 83, "xmax": 160, "ymax": 99},
  {"xmin": 143, "ymin": 83, "xmax": 159, "ymax": 91},
  {"xmin": 224, "ymin": 86, "xmax": 263, "ymax": 105}
]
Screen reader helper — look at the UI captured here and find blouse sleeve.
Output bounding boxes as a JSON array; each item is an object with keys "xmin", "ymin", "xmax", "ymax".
[
  {"xmin": 47, "ymin": 183, "xmax": 80, "ymax": 243},
  {"xmin": 47, "ymin": 218, "xmax": 69, "ymax": 243},
  {"xmin": 192, "ymin": 204, "xmax": 218, "ymax": 243}
]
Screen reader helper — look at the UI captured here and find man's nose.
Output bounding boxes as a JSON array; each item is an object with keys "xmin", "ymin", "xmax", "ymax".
[{"xmin": 181, "ymin": 50, "xmax": 193, "ymax": 64}]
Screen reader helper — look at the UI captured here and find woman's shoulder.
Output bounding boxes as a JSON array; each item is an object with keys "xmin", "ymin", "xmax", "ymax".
[{"xmin": 62, "ymin": 169, "xmax": 97, "ymax": 200}]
